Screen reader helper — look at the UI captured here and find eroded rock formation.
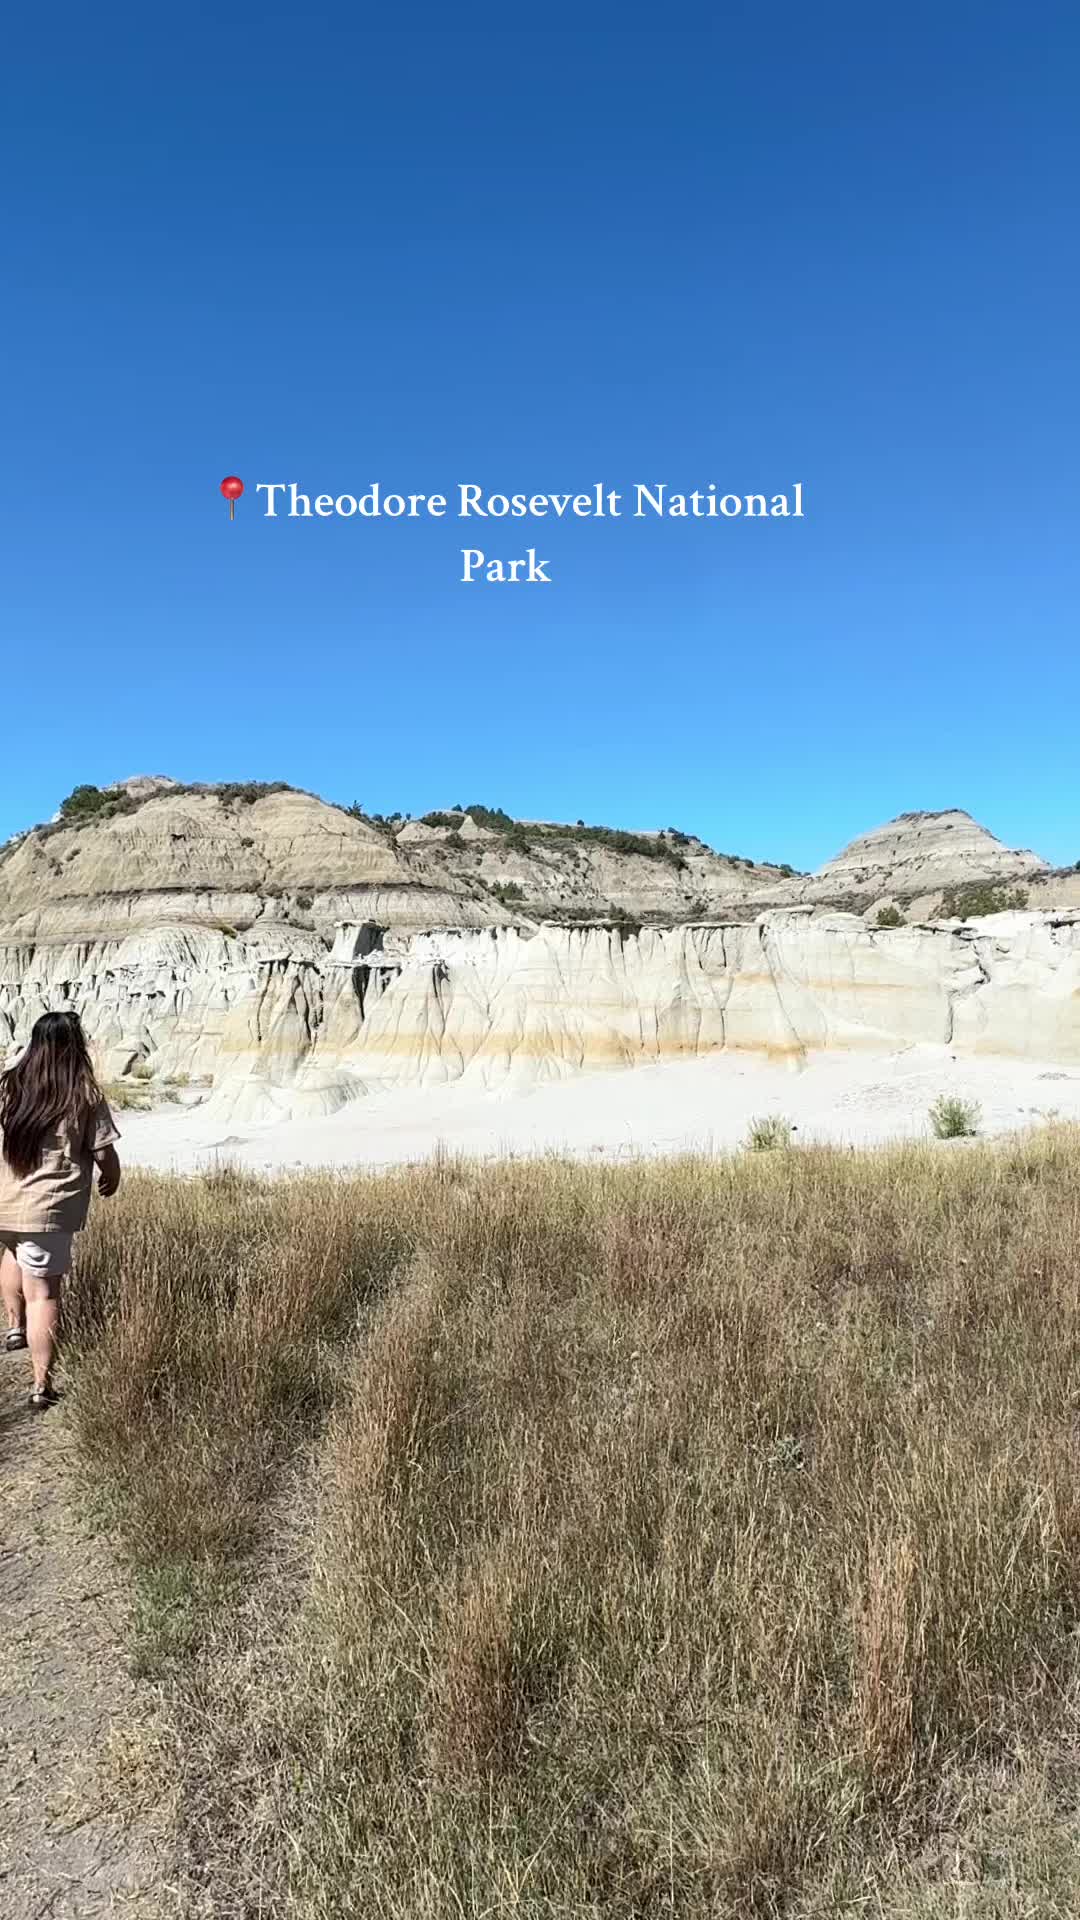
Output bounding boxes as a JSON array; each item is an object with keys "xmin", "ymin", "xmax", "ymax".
[
  {"xmin": 809, "ymin": 809, "xmax": 1048, "ymax": 898},
  {"xmin": 1, "ymin": 907, "xmax": 1077, "ymax": 1126},
  {"xmin": 1, "ymin": 784, "xmax": 1075, "ymax": 1125},
  {"xmin": 1, "ymin": 784, "xmax": 1063, "ymax": 945}
]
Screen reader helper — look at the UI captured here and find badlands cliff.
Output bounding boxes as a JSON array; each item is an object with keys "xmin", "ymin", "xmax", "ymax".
[
  {"xmin": 0, "ymin": 781, "xmax": 1067, "ymax": 945},
  {"xmin": 0, "ymin": 781, "xmax": 1076, "ymax": 1123},
  {"xmin": 2, "ymin": 906, "xmax": 1079, "ymax": 1129},
  {"xmin": 0, "ymin": 782, "xmax": 798, "ymax": 941},
  {"xmin": 806, "ymin": 810, "xmax": 1046, "ymax": 903}
]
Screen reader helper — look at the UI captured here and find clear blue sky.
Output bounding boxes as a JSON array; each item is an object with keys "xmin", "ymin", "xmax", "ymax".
[{"xmin": 5, "ymin": 6, "xmax": 1078, "ymax": 868}]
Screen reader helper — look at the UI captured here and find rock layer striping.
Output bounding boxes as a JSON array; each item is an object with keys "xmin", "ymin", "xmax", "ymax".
[{"xmin": 1, "ymin": 910, "xmax": 1078, "ymax": 1125}]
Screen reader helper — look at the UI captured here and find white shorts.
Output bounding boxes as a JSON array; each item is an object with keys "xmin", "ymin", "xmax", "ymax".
[{"xmin": 0, "ymin": 1230, "xmax": 73, "ymax": 1280}]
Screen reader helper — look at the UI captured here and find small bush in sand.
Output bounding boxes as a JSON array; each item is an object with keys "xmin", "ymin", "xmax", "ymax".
[
  {"xmin": 875, "ymin": 903, "xmax": 904, "ymax": 928},
  {"xmin": 929, "ymin": 1095, "xmax": 981, "ymax": 1139},
  {"xmin": 745, "ymin": 1111, "xmax": 792, "ymax": 1151}
]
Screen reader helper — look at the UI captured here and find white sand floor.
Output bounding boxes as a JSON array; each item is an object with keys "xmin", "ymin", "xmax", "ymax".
[{"xmin": 116, "ymin": 1044, "xmax": 1080, "ymax": 1176}]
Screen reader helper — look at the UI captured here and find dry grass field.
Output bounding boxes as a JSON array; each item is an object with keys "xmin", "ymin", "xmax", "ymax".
[{"xmin": 60, "ymin": 1133, "xmax": 1080, "ymax": 1917}]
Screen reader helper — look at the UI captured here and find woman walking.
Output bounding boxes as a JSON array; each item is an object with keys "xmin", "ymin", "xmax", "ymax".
[{"xmin": 0, "ymin": 1012, "xmax": 120, "ymax": 1410}]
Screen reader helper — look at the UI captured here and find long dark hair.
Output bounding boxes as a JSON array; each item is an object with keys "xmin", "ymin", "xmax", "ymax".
[{"xmin": 0, "ymin": 1011, "xmax": 103, "ymax": 1178}]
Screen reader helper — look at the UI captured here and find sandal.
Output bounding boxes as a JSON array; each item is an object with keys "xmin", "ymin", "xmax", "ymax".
[
  {"xmin": 4, "ymin": 1327, "xmax": 27, "ymax": 1353},
  {"xmin": 28, "ymin": 1385, "xmax": 59, "ymax": 1413}
]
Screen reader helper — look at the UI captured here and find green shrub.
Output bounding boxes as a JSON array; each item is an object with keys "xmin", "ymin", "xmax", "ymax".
[
  {"xmin": 876, "ymin": 904, "xmax": 904, "ymax": 928},
  {"xmin": 216, "ymin": 781, "xmax": 289, "ymax": 808},
  {"xmin": 553, "ymin": 823, "xmax": 684, "ymax": 868},
  {"xmin": 463, "ymin": 807, "xmax": 683, "ymax": 869},
  {"xmin": 55, "ymin": 783, "xmax": 144, "ymax": 828},
  {"xmin": 745, "ymin": 1113, "xmax": 792, "ymax": 1151},
  {"xmin": 59, "ymin": 783, "xmax": 111, "ymax": 821},
  {"xmin": 929, "ymin": 1096, "xmax": 981, "ymax": 1140},
  {"xmin": 464, "ymin": 803, "xmax": 517, "ymax": 832},
  {"xmin": 490, "ymin": 880, "xmax": 524, "ymax": 908},
  {"xmin": 939, "ymin": 884, "xmax": 1028, "ymax": 919}
]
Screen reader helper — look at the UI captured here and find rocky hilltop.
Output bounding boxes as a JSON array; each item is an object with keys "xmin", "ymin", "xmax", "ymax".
[
  {"xmin": 806, "ymin": 809, "xmax": 1053, "ymax": 913},
  {"xmin": 1, "ymin": 781, "xmax": 1065, "ymax": 949},
  {"xmin": 0, "ymin": 783, "xmax": 492, "ymax": 942},
  {"xmin": 0, "ymin": 779, "xmax": 1076, "ymax": 1117},
  {"xmin": 0, "ymin": 780, "xmax": 796, "ymax": 942}
]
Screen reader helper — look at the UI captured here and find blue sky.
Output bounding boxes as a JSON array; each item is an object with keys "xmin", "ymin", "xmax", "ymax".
[{"xmin": 4, "ymin": 6, "xmax": 1077, "ymax": 868}]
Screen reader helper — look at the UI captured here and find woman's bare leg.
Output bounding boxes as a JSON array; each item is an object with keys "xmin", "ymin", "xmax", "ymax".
[
  {"xmin": 1, "ymin": 1250, "xmax": 24, "ymax": 1334},
  {"xmin": 21, "ymin": 1270, "xmax": 62, "ymax": 1391}
]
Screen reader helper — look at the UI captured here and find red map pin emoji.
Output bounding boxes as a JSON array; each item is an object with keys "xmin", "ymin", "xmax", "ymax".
[{"xmin": 220, "ymin": 475, "xmax": 244, "ymax": 520}]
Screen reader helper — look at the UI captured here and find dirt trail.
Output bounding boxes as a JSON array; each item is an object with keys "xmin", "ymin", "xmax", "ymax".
[{"xmin": 0, "ymin": 1360, "xmax": 173, "ymax": 1917}]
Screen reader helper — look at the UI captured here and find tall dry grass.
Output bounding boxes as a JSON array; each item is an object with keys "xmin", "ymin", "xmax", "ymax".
[{"xmin": 65, "ymin": 1134, "xmax": 1080, "ymax": 1916}]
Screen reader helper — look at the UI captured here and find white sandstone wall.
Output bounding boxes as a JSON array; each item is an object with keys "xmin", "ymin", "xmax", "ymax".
[{"xmin": 1, "ymin": 910, "xmax": 1078, "ymax": 1125}]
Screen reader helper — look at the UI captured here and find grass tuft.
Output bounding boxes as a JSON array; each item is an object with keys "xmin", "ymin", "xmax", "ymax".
[
  {"xmin": 929, "ymin": 1095, "xmax": 981, "ymax": 1139},
  {"xmin": 745, "ymin": 1112, "xmax": 792, "ymax": 1151}
]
